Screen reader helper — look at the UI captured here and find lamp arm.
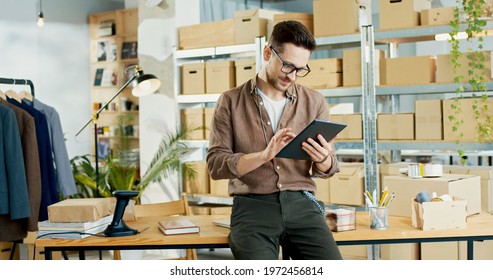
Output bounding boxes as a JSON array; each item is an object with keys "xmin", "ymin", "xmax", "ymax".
[{"xmin": 75, "ymin": 74, "xmax": 137, "ymax": 137}]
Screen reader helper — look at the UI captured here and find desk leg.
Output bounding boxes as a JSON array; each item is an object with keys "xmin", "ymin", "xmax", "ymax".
[
  {"xmin": 467, "ymin": 240, "xmax": 473, "ymax": 260},
  {"xmin": 79, "ymin": 250, "xmax": 86, "ymax": 260},
  {"xmin": 45, "ymin": 249, "xmax": 53, "ymax": 260}
]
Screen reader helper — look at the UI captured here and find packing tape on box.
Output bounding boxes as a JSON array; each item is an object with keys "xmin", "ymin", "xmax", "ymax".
[{"xmin": 423, "ymin": 163, "xmax": 443, "ymax": 177}]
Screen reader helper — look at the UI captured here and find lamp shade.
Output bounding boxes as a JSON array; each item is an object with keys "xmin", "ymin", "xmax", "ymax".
[{"xmin": 131, "ymin": 73, "xmax": 161, "ymax": 97}]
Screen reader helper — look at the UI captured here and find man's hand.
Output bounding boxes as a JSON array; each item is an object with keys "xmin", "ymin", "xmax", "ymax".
[
  {"xmin": 301, "ymin": 134, "xmax": 334, "ymax": 169},
  {"xmin": 261, "ymin": 128, "xmax": 295, "ymax": 161}
]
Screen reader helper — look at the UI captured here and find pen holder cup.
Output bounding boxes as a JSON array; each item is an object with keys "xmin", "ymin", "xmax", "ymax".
[{"xmin": 369, "ymin": 206, "xmax": 388, "ymax": 230}]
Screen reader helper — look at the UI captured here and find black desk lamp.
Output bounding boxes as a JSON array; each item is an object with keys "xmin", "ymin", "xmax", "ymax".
[{"xmin": 75, "ymin": 65, "xmax": 161, "ymax": 197}]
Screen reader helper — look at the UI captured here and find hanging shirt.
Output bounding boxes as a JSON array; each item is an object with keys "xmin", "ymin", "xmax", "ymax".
[
  {"xmin": 7, "ymin": 97, "xmax": 58, "ymax": 221},
  {"xmin": 24, "ymin": 98, "xmax": 77, "ymax": 198},
  {"xmin": 0, "ymin": 99, "xmax": 41, "ymax": 231}
]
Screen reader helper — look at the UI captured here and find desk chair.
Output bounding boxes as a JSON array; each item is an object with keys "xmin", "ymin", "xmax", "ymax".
[{"xmin": 113, "ymin": 193, "xmax": 197, "ymax": 260}]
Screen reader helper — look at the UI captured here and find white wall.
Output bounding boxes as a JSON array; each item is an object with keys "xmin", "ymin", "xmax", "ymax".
[{"xmin": 0, "ymin": 0, "xmax": 124, "ymax": 159}]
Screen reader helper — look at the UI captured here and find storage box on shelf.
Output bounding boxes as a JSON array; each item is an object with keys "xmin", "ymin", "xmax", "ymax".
[
  {"xmin": 379, "ymin": 0, "xmax": 431, "ymax": 30},
  {"xmin": 420, "ymin": 7, "xmax": 455, "ymax": 26},
  {"xmin": 89, "ymin": 8, "xmax": 140, "ymax": 163},
  {"xmin": 178, "ymin": 19, "xmax": 235, "ymax": 50},
  {"xmin": 273, "ymin": 13, "xmax": 313, "ymax": 34},
  {"xmin": 313, "ymin": 0, "xmax": 359, "ymax": 37},
  {"xmin": 296, "ymin": 58, "xmax": 342, "ymax": 89}
]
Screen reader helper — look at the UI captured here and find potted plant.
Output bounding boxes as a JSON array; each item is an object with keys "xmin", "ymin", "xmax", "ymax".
[
  {"xmin": 448, "ymin": 0, "xmax": 493, "ymax": 165},
  {"xmin": 71, "ymin": 128, "xmax": 196, "ymax": 200}
]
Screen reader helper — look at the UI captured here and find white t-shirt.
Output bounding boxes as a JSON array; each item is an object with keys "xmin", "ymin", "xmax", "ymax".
[{"xmin": 256, "ymin": 88, "xmax": 287, "ymax": 132}]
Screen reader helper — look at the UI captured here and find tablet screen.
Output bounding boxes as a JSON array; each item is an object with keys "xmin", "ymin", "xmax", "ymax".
[{"xmin": 275, "ymin": 119, "xmax": 347, "ymax": 160}]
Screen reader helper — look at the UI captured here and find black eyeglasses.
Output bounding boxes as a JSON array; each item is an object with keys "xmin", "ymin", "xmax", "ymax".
[{"xmin": 270, "ymin": 46, "xmax": 311, "ymax": 77}]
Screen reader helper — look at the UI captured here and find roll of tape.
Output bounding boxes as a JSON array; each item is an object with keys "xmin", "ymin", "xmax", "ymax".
[
  {"xmin": 423, "ymin": 163, "xmax": 443, "ymax": 177},
  {"xmin": 408, "ymin": 163, "xmax": 423, "ymax": 179}
]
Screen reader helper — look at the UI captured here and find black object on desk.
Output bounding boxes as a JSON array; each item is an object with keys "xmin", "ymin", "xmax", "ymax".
[{"xmin": 103, "ymin": 190, "xmax": 139, "ymax": 237}]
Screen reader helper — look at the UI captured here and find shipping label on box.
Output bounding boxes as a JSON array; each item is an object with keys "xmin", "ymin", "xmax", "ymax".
[
  {"xmin": 420, "ymin": 7, "xmax": 455, "ymax": 26},
  {"xmin": 377, "ymin": 113, "xmax": 415, "ymax": 140},
  {"xmin": 329, "ymin": 163, "xmax": 365, "ymax": 206},
  {"xmin": 415, "ymin": 99, "xmax": 443, "ymax": 140},
  {"xmin": 411, "ymin": 198, "xmax": 467, "ymax": 231},
  {"xmin": 383, "ymin": 174, "xmax": 481, "ymax": 217}
]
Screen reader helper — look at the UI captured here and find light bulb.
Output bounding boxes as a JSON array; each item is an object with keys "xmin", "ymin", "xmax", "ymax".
[{"xmin": 37, "ymin": 12, "xmax": 44, "ymax": 27}]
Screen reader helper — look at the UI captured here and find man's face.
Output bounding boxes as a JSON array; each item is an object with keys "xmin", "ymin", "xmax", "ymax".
[{"xmin": 265, "ymin": 43, "xmax": 311, "ymax": 92}]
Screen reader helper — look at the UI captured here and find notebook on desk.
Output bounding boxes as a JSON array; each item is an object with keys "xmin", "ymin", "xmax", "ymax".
[{"xmin": 213, "ymin": 218, "xmax": 231, "ymax": 229}]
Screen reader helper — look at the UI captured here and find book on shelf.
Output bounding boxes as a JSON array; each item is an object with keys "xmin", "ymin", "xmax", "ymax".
[
  {"xmin": 97, "ymin": 40, "xmax": 108, "ymax": 62},
  {"xmin": 38, "ymin": 214, "xmax": 114, "ymax": 231},
  {"xmin": 36, "ymin": 223, "xmax": 110, "ymax": 239},
  {"xmin": 108, "ymin": 42, "xmax": 117, "ymax": 61},
  {"xmin": 158, "ymin": 219, "xmax": 200, "ymax": 235},
  {"xmin": 98, "ymin": 20, "xmax": 115, "ymax": 37},
  {"xmin": 101, "ymin": 69, "xmax": 117, "ymax": 87},
  {"xmin": 94, "ymin": 68, "xmax": 104, "ymax": 86},
  {"xmin": 121, "ymin": 41, "xmax": 138, "ymax": 60}
]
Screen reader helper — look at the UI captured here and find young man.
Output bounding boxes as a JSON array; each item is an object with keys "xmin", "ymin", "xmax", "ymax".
[{"xmin": 206, "ymin": 20, "xmax": 342, "ymax": 260}]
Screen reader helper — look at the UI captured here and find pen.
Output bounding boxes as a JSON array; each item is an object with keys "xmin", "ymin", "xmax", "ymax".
[
  {"xmin": 379, "ymin": 191, "xmax": 389, "ymax": 207},
  {"xmin": 364, "ymin": 192, "xmax": 374, "ymax": 207},
  {"xmin": 366, "ymin": 191, "xmax": 373, "ymax": 204},
  {"xmin": 384, "ymin": 192, "xmax": 395, "ymax": 207}
]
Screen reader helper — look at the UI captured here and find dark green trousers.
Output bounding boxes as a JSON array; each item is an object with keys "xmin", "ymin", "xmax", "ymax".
[{"xmin": 229, "ymin": 191, "xmax": 342, "ymax": 260}]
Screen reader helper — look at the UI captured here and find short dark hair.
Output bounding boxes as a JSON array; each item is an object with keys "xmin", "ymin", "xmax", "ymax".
[{"xmin": 268, "ymin": 20, "xmax": 316, "ymax": 52}]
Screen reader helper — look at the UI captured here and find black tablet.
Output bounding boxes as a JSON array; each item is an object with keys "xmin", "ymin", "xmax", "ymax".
[{"xmin": 275, "ymin": 119, "xmax": 347, "ymax": 160}]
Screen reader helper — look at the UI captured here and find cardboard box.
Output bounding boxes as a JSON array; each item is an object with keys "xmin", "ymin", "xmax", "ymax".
[
  {"xmin": 180, "ymin": 108, "xmax": 204, "ymax": 140},
  {"xmin": 411, "ymin": 198, "xmax": 467, "ymax": 230},
  {"xmin": 210, "ymin": 178, "xmax": 229, "ymax": 196},
  {"xmin": 329, "ymin": 163, "xmax": 365, "ymax": 206},
  {"xmin": 235, "ymin": 59, "xmax": 256, "ymax": 87},
  {"xmin": 343, "ymin": 48, "xmax": 384, "ymax": 86},
  {"xmin": 442, "ymin": 98, "xmax": 493, "ymax": 141},
  {"xmin": 380, "ymin": 244, "xmax": 420, "ymax": 260},
  {"xmin": 329, "ymin": 103, "xmax": 354, "ymax": 114},
  {"xmin": 325, "ymin": 206, "xmax": 356, "ymax": 232},
  {"xmin": 379, "ymin": 0, "xmax": 431, "ymax": 30},
  {"xmin": 443, "ymin": 165, "xmax": 493, "ymax": 212},
  {"xmin": 48, "ymin": 198, "xmax": 113, "ymax": 222},
  {"xmin": 181, "ymin": 63, "xmax": 205, "ymax": 95},
  {"xmin": 383, "ymin": 174, "xmax": 481, "ymax": 217},
  {"xmin": 436, "ymin": 52, "xmax": 492, "ymax": 83},
  {"xmin": 234, "ymin": 9, "xmax": 280, "ymax": 44},
  {"xmin": 314, "ymin": 0, "xmax": 359, "ymax": 37},
  {"xmin": 183, "ymin": 161, "xmax": 210, "ymax": 194},
  {"xmin": 206, "ymin": 60, "xmax": 235, "ymax": 94},
  {"xmin": 274, "ymin": 13, "xmax": 313, "ymax": 34},
  {"xmin": 420, "ymin": 7, "xmax": 455, "ymax": 26},
  {"xmin": 415, "ymin": 99, "xmax": 443, "ymax": 140},
  {"xmin": 178, "ymin": 19, "xmax": 235, "ymax": 50},
  {"xmin": 380, "ymin": 56, "xmax": 436, "ymax": 85},
  {"xmin": 421, "ymin": 242, "xmax": 460, "ymax": 260},
  {"xmin": 313, "ymin": 177, "xmax": 330, "ymax": 203},
  {"xmin": 204, "ymin": 108, "xmax": 215, "ymax": 140},
  {"xmin": 377, "ymin": 113, "xmax": 415, "ymax": 140},
  {"xmin": 330, "ymin": 114, "xmax": 363, "ymax": 140},
  {"xmin": 297, "ymin": 58, "xmax": 342, "ymax": 89}
]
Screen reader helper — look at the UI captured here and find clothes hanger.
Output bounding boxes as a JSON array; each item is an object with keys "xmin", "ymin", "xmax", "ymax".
[
  {"xmin": 0, "ymin": 89, "xmax": 6, "ymax": 100},
  {"xmin": 19, "ymin": 80, "xmax": 34, "ymax": 101},
  {"xmin": 4, "ymin": 80, "xmax": 22, "ymax": 103}
]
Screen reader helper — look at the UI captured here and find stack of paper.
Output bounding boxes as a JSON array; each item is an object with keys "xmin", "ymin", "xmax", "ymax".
[{"xmin": 37, "ymin": 214, "xmax": 113, "ymax": 239}]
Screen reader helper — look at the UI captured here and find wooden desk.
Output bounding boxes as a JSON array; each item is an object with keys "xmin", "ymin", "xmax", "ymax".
[{"xmin": 36, "ymin": 212, "xmax": 493, "ymax": 260}]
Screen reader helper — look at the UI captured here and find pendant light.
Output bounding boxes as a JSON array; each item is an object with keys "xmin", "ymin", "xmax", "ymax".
[{"xmin": 37, "ymin": 0, "xmax": 44, "ymax": 27}]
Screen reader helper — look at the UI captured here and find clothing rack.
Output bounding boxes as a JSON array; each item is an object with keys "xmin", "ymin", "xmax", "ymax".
[
  {"xmin": 0, "ymin": 77, "xmax": 35, "ymax": 96},
  {"xmin": 1, "ymin": 77, "xmax": 35, "ymax": 259}
]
